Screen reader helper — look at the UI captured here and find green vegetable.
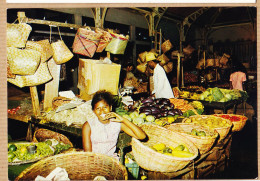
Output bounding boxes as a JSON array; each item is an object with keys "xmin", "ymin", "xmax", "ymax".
[
  {"xmin": 8, "ymin": 144, "xmax": 17, "ymax": 152},
  {"xmin": 163, "ymin": 147, "xmax": 172, "ymax": 153},
  {"xmin": 122, "ymin": 114, "xmax": 132, "ymax": 121},
  {"xmin": 139, "ymin": 113, "xmax": 147, "ymax": 119},
  {"xmin": 8, "ymin": 152, "xmax": 16, "ymax": 160},
  {"xmin": 191, "ymin": 129, "xmax": 198, "ymax": 136},
  {"xmin": 146, "ymin": 115, "xmax": 155, "ymax": 122},
  {"xmin": 175, "ymin": 145, "xmax": 185, "ymax": 151},
  {"xmin": 212, "ymin": 87, "xmax": 224, "ymax": 101},
  {"xmin": 197, "ymin": 131, "xmax": 206, "ymax": 136},
  {"xmin": 224, "ymin": 94, "xmax": 232, "ymax": 101},
  {"xmin": 54, "ymin": 143, "xmax": 71, "ymax": 155},
  {"xmin": 45, "ymin": 140, "xmax": 52, "ymax": 146},
  {"xmin": 129, "ymin": 111, "xmax": 139, "ymax": 119},
  {"xmin": 133, "ymin": 117, "xmax": 144, "ymax": 125}
]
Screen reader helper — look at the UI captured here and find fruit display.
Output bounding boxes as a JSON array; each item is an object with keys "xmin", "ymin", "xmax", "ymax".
[
  {"xmin": 183, "ymin": 115, "xmax": 232, "ymax": 140},
  {"xmin": 169, "ymin": 98, "xmax": 203, "ymax": 116},
  {"xmin": 8, "ymin": 140, "xmax": 71, "ymax": 165},
  {"xmin": 151, "ymin": 143, "xmax": 194, "ymax": 158},
  {"xmin": 213, "ymin": 114, "xmax": 248, "ymax": 132}
]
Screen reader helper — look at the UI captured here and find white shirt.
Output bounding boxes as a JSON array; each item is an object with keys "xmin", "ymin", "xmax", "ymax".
[{"xmin": 152, "ymin": 64, "xmax": 174, "ymax": 99}]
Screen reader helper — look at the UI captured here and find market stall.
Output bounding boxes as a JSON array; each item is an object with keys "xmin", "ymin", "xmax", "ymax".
[{"xmin": 7, "ymin": 7, "xmax": 256, "ymax": 181}]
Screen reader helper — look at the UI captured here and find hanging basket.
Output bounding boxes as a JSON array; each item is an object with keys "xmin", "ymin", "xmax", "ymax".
[
  {"xmin": 165, "ymin": 123, "xmax": 219, "ymax": 154},
  {"xmin": 51, "ymin": 40, "xmax": 74, "ymax": 65},
  {"xmin": 26, "ymin": 39, "xmax": 53, "ymax": 62},
  {"xmin": 15, "ymin": 152, "xmax": 128, "ymax": 181},
  {"xmin": 131, "ymin": 124, "xmax": 198, "ymax": 172},
  {"xmin": 161, "ymin": 40, "xmax": 173, "ymax": 53},
  {"xmin": 7, "ymin": 23, "xmax": 32, "ymax": 48}
]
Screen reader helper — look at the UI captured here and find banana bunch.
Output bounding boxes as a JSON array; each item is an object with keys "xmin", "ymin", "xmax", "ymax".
[
  {"xmin": 180, "ymin": 91, "xmax": 190, "ymax": 98},
  {"xmin": 190, "ymin": 93, "xmax": 200, "ymax": 100},
  {"xmin": 191, "ymin": 101, "xmax": 204, "ymax": 110}
]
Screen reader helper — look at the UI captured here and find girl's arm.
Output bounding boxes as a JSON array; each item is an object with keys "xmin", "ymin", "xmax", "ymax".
[
  {"xmin": 105, "ymin": 112, "xmax": 146, "ymax": 140},
  {"xmin": 82, "ymin": 121, "xmax": 92, "ymax": 152}
]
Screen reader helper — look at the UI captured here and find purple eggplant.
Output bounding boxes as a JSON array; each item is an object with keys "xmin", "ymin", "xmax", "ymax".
[
  {"xmin": 168, "ymin": 110, "xmax": 176, "ymax": 116},
  {"xmin": 170, "ymin": 103, "xmax": 175, "ymax": 109},
  {"xmin": 150, "ymin": 107, "xmax": 161, "ymax": 114},
  {"xmin": 141, "ymin": 98, "xmax": 154, "ymax": 104},
  {"xmin": 175, "ymin": 109, "xmax": 183, "ymax": 115},
  {"xmin": 154, "ymin": 113, "xmax": 162, "ymax": 119}
]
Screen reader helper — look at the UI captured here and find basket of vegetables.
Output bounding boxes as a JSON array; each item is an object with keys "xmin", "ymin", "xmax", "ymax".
[
  {"xmin": 15, "ymin": 152, "xmax": 128, "ymax": 181},
  {"xmin": 182, "ymin": 115, "xmax": 232, "ymax": 141},
  {"xmin": 213, "ymin": 114, "xmax": 248, "ymax": 132},
  {"xmin": 165, "ymin": 123, "xmax": 219, "ymax": 154},
  {"xmin": 131, "ymin": 124, "xmax": 198, "ymax": 172}
]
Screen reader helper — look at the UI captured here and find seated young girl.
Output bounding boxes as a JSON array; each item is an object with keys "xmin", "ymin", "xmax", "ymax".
[{"xmin": 82, "ymin": 90, "xmax": 146, "ymax": 158}]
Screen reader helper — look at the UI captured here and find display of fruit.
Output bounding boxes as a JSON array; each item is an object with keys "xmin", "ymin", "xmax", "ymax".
[
  {"xmin": 151, "ymin": 143, "xmax": 194, "ymax": 158},
  {"xmin": 183, "ymin": 115, "xmax": 232, "ymax": 129},
  {"xmin": 190, "ymin": 128, "xmax": 206, "ymax": 137}
]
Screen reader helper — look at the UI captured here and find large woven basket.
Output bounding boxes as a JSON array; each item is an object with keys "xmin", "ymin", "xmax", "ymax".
[
  {"xmin": 15, "ymin": 152, "xmax": 128, "ymax": 181},
  {"xmin": 32, "ymin": 128, "xmax": 73, "ymax": 147},
  {"xmin": 165, "ymin": 123, "xmax": 219, "ymax": 154},
  {"xmin": 182, "ymin": 115, "xmax": 232, "ymax": 141},
  {"xmin": 213, "ymin": 114, "xmax": 248, "ymax": 132},
  {"xmin": 26, "ymin": 39, "xmax": 53, "ymax": 62},
  {"xmin": 131, "ymin": 124, "xmax": 198, "ymax": 172}
]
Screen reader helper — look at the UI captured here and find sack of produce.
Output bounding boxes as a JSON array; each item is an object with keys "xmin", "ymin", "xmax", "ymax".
[
  {"xmin": 7, "ymin": 23, "xmax": 32, "ymax": 48},
  {"xmin": 182, "ymin": 115, "xmax": 232, "ymax": 141},
  {"xmin": 165, "ymin": 123, "xmax": 219, "ymax": 154},
  {"xmin": 7, "ymin": 47, "xmax": 41, "ymax": 75},
  {"xmin": 8, "ymin": 61, "xmax": 52, "ymax": 88},
  {"xmin": 105, "ymin": 32, "xmax": 129, "ymax": 54},
  {"xmin": 26, "ymin": 39, "xmax": 53, "ymax": 62},
  {"xmin": 138, "ymin": 51, "xmax": 148, "ymax": 63},
  {"xmin": 158, "ymin": 54, "xmax": 170, "ymax": 66},
  {"xmin": 132, "ymin": 124, "xmax": 198, "ymax": 172},
  {"xmin": 72, "ymin": 27, "xmax": 101, "ymax": 57},
  {"xmin": 136, "ymin": 63, "xmax": 147, "ymax": 73},
  {"xmin": 161, "ymin": 40, "xmax": 173, "ymax": 53},
  {"xmin": 95, "ymin": 28, "xmax": 112, "ymax": 53}
]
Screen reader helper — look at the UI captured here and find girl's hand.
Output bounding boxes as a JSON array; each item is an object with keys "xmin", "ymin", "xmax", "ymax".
[{"xmin": 103, "ymin": 112, "xmax": 123, "ymax": 122}]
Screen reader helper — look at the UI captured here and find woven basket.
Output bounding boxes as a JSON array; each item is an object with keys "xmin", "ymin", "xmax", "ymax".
[
  {"xmin": 7, "ymin": 61, "xmax": 16, "ymax": 79},
  {"xmin": 32, "ymin": 128, "xmax": 73, "ymax": 147},
  {"xmin": 131, "ymin": 124, "xmax": 198, "ymax": 172},
  {"xmin": 26, "ymin": 39, "xmax": 53, "ymax": 62},
  {"xmin": 7, "ymin": 47, "xmax": 41, "ymax": 75},
  {"xmin": 7, "ymin": 23, "xmax": 32, "ymax": 48},
  {"xmin": 138, "ymin": 51, "xmax": 148, "ymax": 63},
  {"xmin": 7, "ymin": 61, "xmax": 52, "ymax": 88},
  {"xmin": 165, "ymin": 123, "xmax": 219, "ymax": 154},
  {"xmin": 136, "ymin": 63, "xmax": 147, "ymax": 73},
  {"xmin": 213, "ymin": 114, "xmax": 248, "ymax": 132},
  {"xmin": 51, "ymin": 40, "xmax": 74, "ymax": 65},
  {"xmin": 161, "ymin": 40, "xmax": 173, "ymax": 53},
  {"xmin": 15, "ymin": 152, "xmax": 128, "ymax": 181},
  {"xmin": 158, "ymin": 54, "xmax": 170, "ymax": 66},
  {"xmin": 182, "ymin": 115, "xmax": 232, "ymax": 141}
]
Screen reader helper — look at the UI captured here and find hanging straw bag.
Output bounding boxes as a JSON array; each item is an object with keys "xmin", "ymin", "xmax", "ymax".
[
  {"xmin": 51, "ymin": 26, "xmax": 73, "ymax": 65},
  {"xmin": 26, "ymin": 39, "xmax": 53, "ymax": 62},
  {"xmin": 7, "ymin": 22, "xmax": 32, "ymax": 48},
  {"xmin": 7, "ymin": 47, "xmax": 41, "ymax": 75},
  {"xmin": 138, "ymin": 51, "xmax": 148, "ymax": 63},
  {"xmin": 7, "ymin": 61, "xmax": 52, "ymax": 88},
  {"xmin": 95, "ymin": 28, "xmax": 112, "ymax": 53},
  {"xmin": 72, "ymin": 27, "xmax": 101, "ymax": 57},
  {"xmin": 105, "ymin": 32, "xmax": 129, "ymax": 54},
  {"xmin": 161, "ymin": 40, "xmax": 173, "ymax": 53},
  {"xmin": 158, "ymin": 54, "xmax": 170, "ymax": 66},
  {"xmin": 7, "ymin": 61, "xmax": 16, "ymax": 79}
]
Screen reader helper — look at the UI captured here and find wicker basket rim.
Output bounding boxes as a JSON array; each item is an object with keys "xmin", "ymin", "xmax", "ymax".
[
  {"xmin": 165, "ymin": 123, "xmax": 219, "ymax": 139},
  {"xmin": 15, "ymin": 152, "xmax": 128, "ymax": 181},
  {"xmin": 132, "ymin": 137, "xmax": 198, "ymax": 161},
  {"xmin": 213, "ymin": 114, "xmax": 248, "ymax": 121}
]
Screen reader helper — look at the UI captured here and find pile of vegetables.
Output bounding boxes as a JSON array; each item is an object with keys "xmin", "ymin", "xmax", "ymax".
[
  {"xmin": 199, "ymin": 87, "xmax": 247, "ymax": 103},
  {"xmin": 152, "ymin": 143, "xmax": 194, "ymax": 158}
]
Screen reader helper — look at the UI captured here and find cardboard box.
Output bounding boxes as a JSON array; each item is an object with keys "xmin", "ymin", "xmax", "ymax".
[{"xmin": 78, "ymin": 59, "xmax": 121, "ymax": 96}]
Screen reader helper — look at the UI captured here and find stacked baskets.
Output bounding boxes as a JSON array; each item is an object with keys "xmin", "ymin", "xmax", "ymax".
[
  {"xmin": 15, "ymin": 152, "xmax": 128, "ymax": 180},
  {"xmin": 131, "ymin": 124, "xmax": 198, "ymax": 172},
  {"xmin": 165, "ymin": 123, "xmax": 219, "ymax": 154}
]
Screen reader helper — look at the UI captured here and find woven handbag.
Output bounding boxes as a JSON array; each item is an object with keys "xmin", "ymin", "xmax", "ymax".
[
  {"xmin": 158, "ymin": 53, "xmax": 170, "ymax": 66},
  {"xmin": 26, "ymin": 39, "xmax": 53, "ymax": 62},
  {"xmin": 7, "ymin": 61, "xmax": 16, "ymax": 79},
  {"xmin": 105, "ymin": 32, "xmax": 129, "ymax": 54},
  {"xmin": 161, "ymin": 40, "xmax": 173, "ymax": 53},
  {"xmin": 72, "ymin": 27, "xmax": 101, "ymax": 57},
  {"xmin": 95, "ymin": 28, "xmax": 112, "ymax": 53},
  {"xmin": 51, "ymin": 26, "xmax": 73, "ymax": 65},
  {"xmin": 7, "ymin": 22, "xmax": 32, "ymax": 48},
  {"xmin": 7, "ymin": 47, "xmax": 41, "ymax": 75},
  {"xmin": 7, "ymin": 61, "xmax": 52, "ymax": 88}
]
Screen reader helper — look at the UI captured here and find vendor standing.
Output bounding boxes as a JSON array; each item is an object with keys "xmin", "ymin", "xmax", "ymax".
[{"xmin": 147, "ymin": 59, "xmax": 174, "ymax": 99}]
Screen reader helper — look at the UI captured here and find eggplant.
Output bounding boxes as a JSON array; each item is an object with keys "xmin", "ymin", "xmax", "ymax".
[
  {"xmin": 176, "ymin": 109, "xmax": 183, "ymax": 116},
  {"xmin": 154, "ymin": 113, "xmax": 162, "ymax": 119},
  {"xmin": 168, "ymin": 110, "xmax": 176, "ymax": 116},
  {"xmin": 159, "ymin": 98, "xmax": 170, "ymax": 105},
  {"xmin": 141, "ymin": 107, "xmax": 152, "ymax": 113},
  {"xmin": 170, "ymin": 103, "xmax": 175, "ymax": 109},
  {"xmin": 141, "ymin": 111, "xmax": 152, "ymax": 116},
  {"xmin": 150, "ymin": 107, "xmax": 161, "ymax": 114},
  {"xmin": 142, "ymin": 102, "xmax": 152, "ymax": 107},
  {"xmin": 161, "ymin": 108, "xmax": 167, "ymax": 112},
  {"xmin": 162, "ymin": 111, "xmax": 168, "ymax": 117},
  {"xmin": 141, "ymin": 98, "xmax": 154, "ymax": 104},
  {"xmin": 164, "ymin": 105, "xmax": 172, "ymax": 110}
]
